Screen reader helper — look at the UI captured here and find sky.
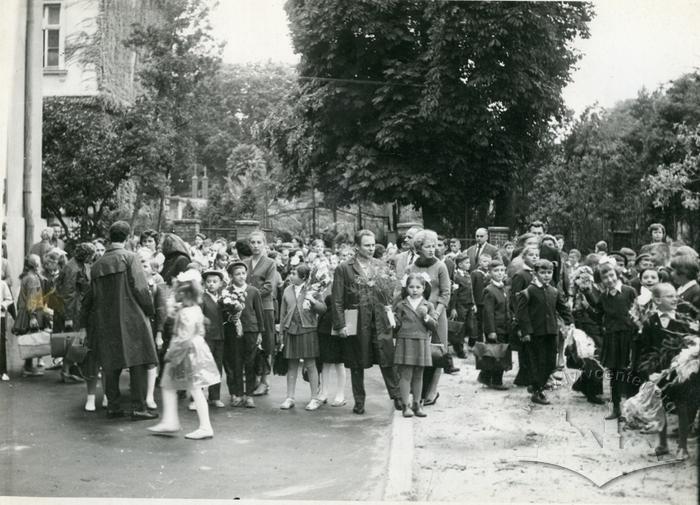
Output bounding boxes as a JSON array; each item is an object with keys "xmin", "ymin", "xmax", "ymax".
[{"xmin": 210, "ymin": 0, "xmax": 700, "ymax": 116}]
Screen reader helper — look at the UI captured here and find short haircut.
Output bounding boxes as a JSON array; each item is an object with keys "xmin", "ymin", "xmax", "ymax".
[
  {"xmin": 293, "ymin": 263, "xmax": 311, "ymax": 281},
  {"xmin": 92, "ymin": 238, "xmax": 106, "ymax": 246},
  {"xmin": 670, "ymin": 255, "xmax": 699, "ymax": 279},
  {"xmin": 449, "ymin": 238, "xmax": 461, "ymax": 247},
  {"xmin": 638, "ymin": 267, "xmax": 660, "ymax": 280},
  {"xmin": 651, "ymin": 282, "xmax": 675, "ymax": 298},
  {"xmin": 595, "ymin": 240, "xmax": 608, "ymax": 253},
  {"xmin": 194, "ymin": 232, "xmax": 206, "ymax": 240},
  {"xmin": 249, "ymin": 230, "xmax": 266, "ymax": 243},
  {"xmin": 455, "ymin": 252, "xmax": 470, "ymax": 265},
  {"xmin": 528, "ymin": 220, "xmax": 545, "ymax": 232},
  {"xmin": 479, "ymin": 253, "xmax": 493, "ymax": 261},
  {"xmin": 374, "ymin": 244, "xmax": 386, "ymax": 258},
  {"xmin": 598, "ymin": 262, "xmax": 617, "ymax": 277},
  {"xmin": 235, "ymin": 239, "xmax": 253, "ymax": 258},
  {"xmin": 648, "ymin": 223, "xmax": 666, "ymax": 235},
  {"xmin": 619, "ymin": 247, "xmax": 636, "ymax": 257},
  {"xmin": 109, "ymin": 221, "xmax": 130, "ymax": 243},
  {"xmin": 554, "ymin": 234, "xmax": 564, "ymax": 241},
  {"xmin": 516, "ymin": 232, "xmax": 538, "ymax": 248},
  {"xmin": 354, "ymin": 229, "xmax": 375, "ymax": 246},
  {"xmin": 568, "ymin": 248, "xmax": 581, "ymax": 261},
  {"xmin": 312, "ymin": 238, "xmax": 325, "ymax": 248},
  {"xmin": 412, "ymin": 229, "xmax": 438, "ymax": 251},
  {"xmin": 40, "ymin": 228, "xmax": 54, "ymax": 240},
  {"xmin": 533, "ymin": 259, "xmax": 554, "ymax": 272},
  {"xmin": 488, "ymin": 260, "xmax": 505, "ymax": 270},
  {"xmin": 437, "ymin": 235, "xmax": 446, "ymax": 243}
]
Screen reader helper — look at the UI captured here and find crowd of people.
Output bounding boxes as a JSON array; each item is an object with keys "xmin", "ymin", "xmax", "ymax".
[{"xmin": 1, "ymin": 220, "xmax": 698, "ymax": 457}]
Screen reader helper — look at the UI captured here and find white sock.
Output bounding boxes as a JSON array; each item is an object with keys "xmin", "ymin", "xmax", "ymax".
[
  {"xmin": 85, "ymin": 394, "xmax": 96, "ymax": 411},
  {"xmin": 102, "ymin": 396, "xmax": 108, "ymax": 407}
]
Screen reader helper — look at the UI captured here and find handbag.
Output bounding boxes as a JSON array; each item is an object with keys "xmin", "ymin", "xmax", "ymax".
[
  {"xmin": 430, "ymin": 343, "xmax": 448, "ymax": 368},
  {"xmin": 272, "ymin": 349, "xmax": 288, "ymax": 376},
  {"xmin": 65, "ymin": 331, "xmax": 89, "ymax": 363},
  {"xmin": 50, "ymin": 331, "xmax": 84, "ymax": 358},
  {"xmin": 16, "ymin": 331, "xmax": 51, "ymax": 359},
  {"xmin": 472, "ymin": 342, "xmax": 512, "ymax": 372}
]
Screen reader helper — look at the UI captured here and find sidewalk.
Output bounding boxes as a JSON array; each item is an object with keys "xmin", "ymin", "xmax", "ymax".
[{"xmin": 402, "ymin": 353, "xmax": 697, "ymax": 504}]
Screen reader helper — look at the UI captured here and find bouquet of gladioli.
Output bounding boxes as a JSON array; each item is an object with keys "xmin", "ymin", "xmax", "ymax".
[
  {"xmin": 357, "ymin": 263, "xmax": 400, "ymax": 327},
  {"xmin": 220, "ymin": 287, "xmax": 247, "ymax": 336}
]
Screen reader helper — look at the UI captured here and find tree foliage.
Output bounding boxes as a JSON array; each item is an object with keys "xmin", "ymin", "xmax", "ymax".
[{"xmin": 266, "ymin": 1, "xmax": 592, "ymax": 231}]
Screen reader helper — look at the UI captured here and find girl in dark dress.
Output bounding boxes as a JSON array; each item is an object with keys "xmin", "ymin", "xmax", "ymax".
[
  {"xmin": 583, "ymin": 262, "xmax": 637, "ymax": 419},
  {"xmin": 318, "ymin": 290, "xmax": 347, "ymax": 406}
]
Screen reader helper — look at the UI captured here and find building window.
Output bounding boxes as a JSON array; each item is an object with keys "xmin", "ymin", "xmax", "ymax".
[{"xmin": 42, "ymin": 3, "xmax": 63, "ymax": 68}]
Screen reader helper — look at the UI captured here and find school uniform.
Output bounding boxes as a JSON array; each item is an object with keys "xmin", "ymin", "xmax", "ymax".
[
  {"xmin": 279, "ymin": 283, "xmax": 326, "ymax": 359},
  {"xmin": 516, "ymin": 279, "xmax": 573, "ymax": 392},
  {"xmin": 223, "ymin": 284, "xmax": 264, "ymax": 397},
  {"xmin": 449, "ymin": 268, "xmax": 475, "ymax": 353},
  {"xmin": 677, "ymin": 280, "xmax": 700, "ymax": 317},
  {"xmin": 393, "ymin": 298, "xmax": 437, "ymax": 367},
  {"xmin": 470, "ymin": 268, "xmax": 489, "ymax": 341},
  {"xmin": 481, "ymin": 281, "xmax": 511, "ymax": 386},
  {"xmin": 201, "ymin": 291, "xmax": 225, "ymax": 401},
  {"xmin": 510, "ymin": 266, "xmax": 533, "ymax": 386}
]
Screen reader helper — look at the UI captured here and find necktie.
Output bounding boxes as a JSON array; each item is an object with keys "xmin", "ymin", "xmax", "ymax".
[{"xmin": 475, "ymin": 244, "xmax": 482, "ymax": 264}]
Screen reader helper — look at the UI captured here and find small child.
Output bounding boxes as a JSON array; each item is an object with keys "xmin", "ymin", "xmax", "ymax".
[
  {"xmin": 449, "ymin": 252, "xmax": 476, "ymax": 358},
  {"xmin": 223, "ymin": 261, "xmax": 264, "ymax": 408},
  {"xmin": 480, "ymin": 260, "xmax": 510, "ymax": 390},
  {"xmin": 201, "ymin": 270, "xmax": 226, "ymax": 408},
  {"xmin": 470, "ymin": 253, "xmax": 492, "ymax": 344},
  {"xmin": 393, "ymin": 272, "xmax": 437, "ymax": 418},
  {"xmin": 278, "ymin": 264, "xmax": 326, "ymax": 411},
  {"xmin": 516, "ymin": 259, "xmax": 574, "ymax": 405},
  {"xmin": 583, "ymin": 262, "xmax": 637, "ymax": 419},
  {"xmin": 0, "ymin": 278, "xmax": 14, "ymax": 381},
  {"xmin": 148, "ymin": 270, "xmax": 220, "ymax": 439}
]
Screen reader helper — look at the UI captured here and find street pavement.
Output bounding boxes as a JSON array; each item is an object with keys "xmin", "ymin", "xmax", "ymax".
[{"xmin": 0, "ymin": 365, "xmax": 394, "ymax": 500}]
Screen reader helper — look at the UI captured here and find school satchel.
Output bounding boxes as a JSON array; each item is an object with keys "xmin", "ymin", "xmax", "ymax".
[
  {"xmin": 272, "ymin": 349, "xmax": 288, "ymax": 376},
  {"xmin": 16, "ymin": 331, "xmax": 51, "ymax": 360},
  {"xmin": 50, "ymin": 331, "xmax": 84, "ymax": 358},
  {"xmin": 472, "ymin": 342, "xmax": 512, "ymax": 372},
  {"xmin": 447, "ymin": 320, "xmax": 465, "ymax": 346},
  {"xmin": 65, "ymin": 331, "xmax": 89, "ymax": 364}
]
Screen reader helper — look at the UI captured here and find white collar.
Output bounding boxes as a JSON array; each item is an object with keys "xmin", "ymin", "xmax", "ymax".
[
  {"xmin": 532, "ymin": 277, "xmax": 544, "ymax": 288},
  {"xmin": 232, "ymin": 283, "xmax": 247, "ymax": 293},
  {"xmin": 656, "ymin": 310, "xmax": 676, "ymax": 319},
  {"xmin": 677, "ymin": 280, "xmax": 698, "ymax": 296},
  {"xmin": 608, "ymin": 280, "xmax": 623, "ymax": 295},
  {"xmin": 293, "ymin": 282, "xmax": 305, "ymax": 294},
  {"xmin": 408, "ymin": 296, "xmax": 422, "ymax": 310},
  {"xmin": 205, "ymin": 291, "xmax": 219, "ymax": 302}
]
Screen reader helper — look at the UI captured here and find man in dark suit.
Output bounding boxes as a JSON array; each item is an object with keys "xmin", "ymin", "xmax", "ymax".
[
  {"xmin": 394, "ymin": 226, "xmax": 423, "ymax": 279},
  {"xmin": 244, "ymin": 230, "xmax": 277, "ymax": 396},
  {"xmin": 331, "ymin": 229, "xmax": 400, "ymax": 414},
  {"xmin": 465, "ymin": 228, "xmax": 500, "ymax": 272}
]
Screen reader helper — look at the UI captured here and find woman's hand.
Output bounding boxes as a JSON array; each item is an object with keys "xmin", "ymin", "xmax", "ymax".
[
  {"xmin": 487, "ymin": 332, "xmax": 497, "ymax": 342},
  {"xmin": 521, "ymin": 334, "xmax": 531, "ymax": 343},
  {"xmin": 29, "ymin": 316, "xmax": 39, "ymax": 330},
  {"xmin": 450, "ymin": 309, "xmax": 457, "ymax": 320},
  {"xmin": 155, "ymin": 331, "xmax": 163, "ymax": 350}
]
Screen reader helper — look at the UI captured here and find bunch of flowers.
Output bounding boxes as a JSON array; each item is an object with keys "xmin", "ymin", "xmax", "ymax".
[
  {"xmin": 303, "ymin": 259, "xmax": 332, "ymax": 310},
  {"xmin": 357, "ymin": 263, "xmax": 400, "ymax": 327},
  {"xmin": 220, "ymin": 287, "xmax": 247, "ymax": 335}
]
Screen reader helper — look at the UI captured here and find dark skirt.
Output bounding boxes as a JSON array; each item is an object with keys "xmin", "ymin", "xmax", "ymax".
[
  {"xmin": 283, "ymin": 330, "xmax": 319, "ymax": 359},
  {"xmin": 394, "ymin": 337, "xmax": 432, "ymax": 367},
  {"xmin": 318, "ymin": 332, "xmax": 344, "ymax": 363},
  {"xmin": 601, "ymin": 329, "xmax": 634, "ymax": 370}
]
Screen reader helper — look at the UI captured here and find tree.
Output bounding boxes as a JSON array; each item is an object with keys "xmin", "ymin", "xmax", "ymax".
[
  {"xmin": 266, "ymin": 1, "xmax": 592, "ymax": 232},
  {"xmin": 42, "ymin": 97, "xmax": 129, "ymax": 241}
]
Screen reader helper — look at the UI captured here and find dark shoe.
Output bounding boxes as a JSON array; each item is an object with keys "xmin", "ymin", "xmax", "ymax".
[
  {"xmin": 412, "ymin": 403, "xmax": 427, "ymax": 418},
  {"xmin": 352, "ymin": 404, "xmax": 365, "ymax": 415},
  {"xmin": 531, "ymin": 393, "xmax": 550, "ymax": 405},
  {"xmin": 587, "ymin": 395, "xmax": 605, "ymax": 405},
  {"xmin": 526, "ymin": 385, "xmax": 535, "ymax": 394},
  {"xmin": 423, "ymin": 392, "xmax": 440, "ymax": 406},
  {"xmin": 444, "ymin": 367, "xmax": 460, "ymax": 375},
  {"xmin": 402, "ymin": 405, "xmax": 414, "ymax": 418},
  {"xmin": 605, "ymin": 406, "xmax": 621, "ymax": 420},
  {"xmin": 490, "ymin": 383, "xmax": 509, "ymax": 391},
  {"xmin": 393, "ymin": 398, "xmax": 402, "ymax": 411},
  {"xmin": 131, "ymin": 410, "xmax": 159, "ymax": 421},
  {"xmin": 61, "ymin": 371, "xmax": 84, "ymax": 384},
  {"xmin": 106, "ymin": 409, "xmax": 125, "ymax": 419}
]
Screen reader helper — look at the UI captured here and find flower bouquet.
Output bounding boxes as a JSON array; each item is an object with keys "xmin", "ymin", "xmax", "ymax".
[
  {"xmin": 357, "ymin": 263, "xmax": 400, "ymax": 328},
  {"xmin": 303, "ymin": 258, "xmax": 332, "ymax": 310},
  {"xmin": 220, "ymin": 287, "xmax": 247, "ymax": 336}
]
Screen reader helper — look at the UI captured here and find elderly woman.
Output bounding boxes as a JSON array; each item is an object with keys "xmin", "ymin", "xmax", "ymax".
[
  {"xmin": 13, "ymin": 254, "xmax": 47, "ymax": 376},
  {"xmin": 405, "ymin": 229, "xmax": 451, "ymax": 406}
]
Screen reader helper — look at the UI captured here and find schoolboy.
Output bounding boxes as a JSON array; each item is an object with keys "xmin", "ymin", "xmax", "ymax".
[
  {"xmin": 670, "ymin": 255, "xmax": 700, "ymax": 316},
  {"xmin": 470, "ymin": 253, "xmax": 492, "ymax": 344},
  {"xmin": 201, "ymin": 269, "xmax": 226, "ymax": 408},
  {"xmin": 516, "ymin": 259, "xmax": 574, "ymax": 405},
  {"xmin": 223, "ymin": 261, "xmax": 264, "ymax": 408},
  {"xmin": 449, "ymin": 252, "xmax": 475, "ymax": 357},
  {"xmin": 480, "ymin": 260, "xmax": 510, "ymax": 390}
]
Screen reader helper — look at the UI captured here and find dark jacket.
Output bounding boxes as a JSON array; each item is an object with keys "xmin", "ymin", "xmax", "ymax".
[
  {"xmin": 516, "ymin": 282, "xmax": 573, "ymax": 337},
  {"xmin": 81, "ymin": 245, "xmax": 157, "ymax": 370},
  {"xmin": 160, "ymin": 234, "xmax": 191, "ymax": 286},
  {"xmin": 482, "ymin": 283, "xmax": 510, "ymax": 336},
  {"xmin": 238, "ymin": 285, "xmax": 265, "ymax": 334},
  {"xmin": 584, "ymin": 285, "xmax": 636, "ymax": 333},
  {"xmin": 471, "ymin": 269, "xmax": 488, "ymax": 306},
  {"xmin": 449, "ymin": 269, "xmax": 474, "ymax": 311},
  {"xmin": 201, "ymin": 292, "xmax": 224, "ymax": 341},
  {"xmin": 465, "ymin": 242, "xmax": 500, "ymax": 272},
  {"xmin": 678, "ymin": 282, "xmax": 700, "ymax": 317}
]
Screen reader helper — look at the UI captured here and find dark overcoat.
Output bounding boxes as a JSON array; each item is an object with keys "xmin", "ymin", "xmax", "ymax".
[
  {"xmin": 81, "ymin": 245, "xmax": 157, "ymax": 370},
  {"xmin": 331, "ymin": 258, "xmax": 393, "ymax": 369}
]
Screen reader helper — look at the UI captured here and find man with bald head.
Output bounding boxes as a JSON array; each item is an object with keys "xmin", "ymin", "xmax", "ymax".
[
  {"xmin": 465, "ymin": 228, "xmax": 500, "ymax": 272},
  {"xmin": 395, "ymin": 225, "xmax": 424, "ymax": 278}
]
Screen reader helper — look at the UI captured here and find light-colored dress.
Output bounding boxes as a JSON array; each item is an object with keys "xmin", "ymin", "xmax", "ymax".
[{"xmin": 161, "ymin": 305, "xmax": 221, "ymax": 390}]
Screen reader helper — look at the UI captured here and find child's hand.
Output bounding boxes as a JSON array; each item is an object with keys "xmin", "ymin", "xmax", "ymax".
[
  {"xmin": 256, "ymin": 333, "xmax": 262, "ymax": 346},
  {"xmin": 155, "ymin": 331, "xmax": 163, "ymax": 350},
  {"xmin": 487, "ymin": 332, "xmax": 497, "ymax": 342},
  {"xmin": 521, "ymin": 334, "xmax": 531, "ymax": 343},
  {"xmin": 29, "ymin": 316, "xmax": 39, "ymax": 330},
  {"xmin": 416, "ymin": 305, "xmax": 428, "ymax": 318},
  {"xmin": 471, "ymin": 305, "xmax": 478, "ymax": 313}
]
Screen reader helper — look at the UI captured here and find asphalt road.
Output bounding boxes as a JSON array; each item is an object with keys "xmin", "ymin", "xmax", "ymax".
[{"xmin": 0, "ymin": 366, "xmax": 395, "ymax": 500}]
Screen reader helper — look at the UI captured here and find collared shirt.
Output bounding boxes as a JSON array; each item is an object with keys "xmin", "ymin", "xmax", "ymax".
[
  {"xmin": 205, "ymin": 291, "xmax": 219, "ymax": 303},
  {"xmin": 232, "ymin": 283, "xmax": 247, "ymax": 295},
  {"xmin": 531, "ymin": 277, "xmax": 545, "ymax": 288},
  {"xmin": 293, "ymin": 282, "xmax": 306, "ymax": 299},
  {"xmin": 656, "ymin": 310, "xmax": 676, "ymax": 328},
  {"xmin": 677, "ymin": 280, "xmax": 698, "ymax": 296},
  {"xmin": 607, "ymin": 280, "xmax": 623, "ymax": 296},
  {"xmin": 408, "ymin": 296, "xmax": 422, "ymax": 311}
]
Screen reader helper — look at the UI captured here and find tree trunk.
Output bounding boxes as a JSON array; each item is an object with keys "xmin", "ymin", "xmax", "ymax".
[{"xmin": 129, "ymin": 188, "xmax": 145, "ymax": 231}]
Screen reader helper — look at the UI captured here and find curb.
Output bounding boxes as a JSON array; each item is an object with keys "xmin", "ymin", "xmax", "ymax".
[{"xmin": 384, "ymin": 409, "xmax": 415, "ymax": 500}]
